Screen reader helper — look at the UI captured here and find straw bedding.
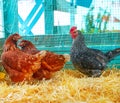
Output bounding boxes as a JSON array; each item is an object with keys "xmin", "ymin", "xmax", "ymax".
[{"xmin": 0, "ymin": 69, "xmax": 120, "ymax": 103}]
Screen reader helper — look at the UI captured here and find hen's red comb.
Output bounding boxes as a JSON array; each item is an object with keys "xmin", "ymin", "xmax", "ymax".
[{"xmin": 69, "ymin": 26, "xmax": 77, "ymax": 34}]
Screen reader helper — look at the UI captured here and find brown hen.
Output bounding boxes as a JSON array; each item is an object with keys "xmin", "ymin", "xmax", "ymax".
[
  {"xmin": 18, "ymin": 40, "xmax": 70, "ymax": 80},
  {"xmin": 1, "ymin": 33, "xmax": 46, "ymax": 82}
]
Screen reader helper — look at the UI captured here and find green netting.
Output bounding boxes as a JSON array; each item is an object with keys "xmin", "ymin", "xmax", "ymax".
[
  {"xmin": 0, "ymin": 0, "xmax": 120, "ymax": 36},
  {"xmin": 0, "ymin": 0, "xmax": 120, "ymax": 68}
]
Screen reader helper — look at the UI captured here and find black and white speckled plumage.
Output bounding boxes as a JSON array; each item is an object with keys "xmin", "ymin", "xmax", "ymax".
[{"xmin": 70, "ymin": 31, "xmax": 120, "ymax": 77}]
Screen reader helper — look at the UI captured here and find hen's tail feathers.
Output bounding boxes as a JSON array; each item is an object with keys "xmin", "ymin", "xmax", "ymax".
[
  {"xmin": 63, "ymin": 54, "xmax": 70, "ymax": 62},
  {"xmin": 105, "ymin": 48, "xmax": 120, "ymax": 61}
]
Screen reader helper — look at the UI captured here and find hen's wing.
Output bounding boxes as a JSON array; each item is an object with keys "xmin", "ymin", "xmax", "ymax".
[
  {"xmin": 1, "ymin": 50, "xmax": 46, "ymax": 82},
  {"xmin": 2, "ymin": 62, "xmax": 25, "ymax": 82},
  {"xmin": 18, "ymin": 40, "xmax": 70, "ymax": 79},
  {"xmin": 41, "ymin": 51, "xmax": 67, "ymax": 71},
  {"xmin": 73, "ymin": 49, "xmax": 108, "ymax": 77}
]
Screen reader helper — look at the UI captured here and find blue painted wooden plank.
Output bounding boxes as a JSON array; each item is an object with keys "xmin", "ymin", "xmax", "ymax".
[
  {"xmin": 70, "ymin": 0, "xmax": 92, "ymax": 8},
  {"xmin": 18, "ymin": 15, "xmax": 23, "ymax": 24},
  {"xmin": 18, "ymin": 15, "xmax": 33, "ymax": 35},
  {"xmin": 3, "ymin": 0, "xmax": 19, "ymax": 37},
  {"xmin": 20, "ymin": 0, "xmax": 42, "ymax": 31},
  {"xmin": 25, "ymin": 6, "xmax": 44, "ymax": 34},
  {"xmin": 76, "ymin": 0, "xmax": 92, "ymax": 8}
]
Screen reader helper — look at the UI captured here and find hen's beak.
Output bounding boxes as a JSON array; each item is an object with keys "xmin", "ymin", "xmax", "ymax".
[
  {"xmin": 18, "ymin": 40, "xmax": 24, "ymax": 47},
  {"xmin": 17, "ymin": 34, "xmax": 22, "ymax": 40},
  {"xmin": 17, "ymin": 39, "xmax": 24, "ymax": 47}
]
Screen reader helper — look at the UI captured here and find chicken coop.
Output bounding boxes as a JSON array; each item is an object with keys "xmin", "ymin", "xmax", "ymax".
[
  {"xmin": 0, "ymin": 0, "xmax": 120, "ymax": 69},
  {"xmin": 0, "ymin": 0, "xmax": 120, "ymax": 102}
]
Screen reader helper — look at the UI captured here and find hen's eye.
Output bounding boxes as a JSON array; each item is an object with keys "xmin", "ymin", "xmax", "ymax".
[{"xmin": 73, "ymin": 31, "xmax": 78, "ymax": 34}]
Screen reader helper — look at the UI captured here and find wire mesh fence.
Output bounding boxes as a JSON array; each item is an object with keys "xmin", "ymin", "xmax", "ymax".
[{"xmin": 0, "ymin": 0, "xmax": 120, "ymax": 69}]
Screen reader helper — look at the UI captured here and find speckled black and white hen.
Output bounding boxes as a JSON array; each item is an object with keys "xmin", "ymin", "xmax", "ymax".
[{"xmin": 70, "ymin": 26, "xmax": 120, "ymax": 77}]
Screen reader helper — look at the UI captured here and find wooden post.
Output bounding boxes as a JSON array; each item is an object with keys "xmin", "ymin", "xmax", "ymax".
[
  {"xmin": 44, "ymin": 0, "xmax": 55, "ymax": 34},
  {"xmin": 3, "ymin": 0, "xmax": 18, "ymax": 38}
]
